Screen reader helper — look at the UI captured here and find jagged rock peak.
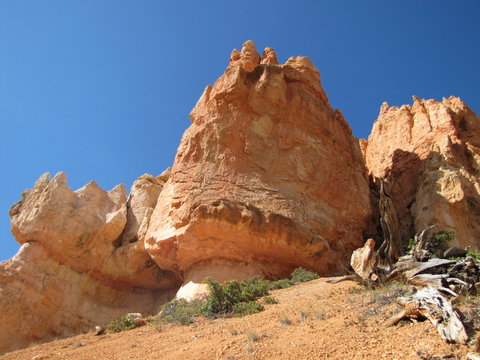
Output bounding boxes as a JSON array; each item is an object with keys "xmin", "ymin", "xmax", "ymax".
[
  {"xmin": 261, "ymin": 47, "xmax": 278, "ymax": 65},
  {"xmin": 229, "ymin": 40, "xmax": 280, "ymax": 70},
  {"xmin": 194, "ymin": 41, "xmax": 332, "ymax": 127},
  {"xmin": 229, "ymin": 40, "xmax": 261, "ymax": 71}
]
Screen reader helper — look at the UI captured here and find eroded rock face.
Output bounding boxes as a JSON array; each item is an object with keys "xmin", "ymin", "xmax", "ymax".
[
  {"xmin": 1, "ymin": 171, "xmax": 180, "ymax": 352},
  {"xmin": 145, "ymin": 40, "xmax": 373, "ymax": 289},
  {"xmin": 0, "ymin": 242, "xmax": 174, "ymax": 352},
  {"xmin": 364, "ymin": 96, "xmax": 480, "ymax": 248}
]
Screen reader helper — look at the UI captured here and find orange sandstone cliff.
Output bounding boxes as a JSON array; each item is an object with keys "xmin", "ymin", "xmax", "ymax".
[
  {"xmin": 144, "ymin": 40, "xmax": 373, "ymax": 293},
  {"xmin": 363, "ymin": 96, "xmax": 480, "ymax": 248}
]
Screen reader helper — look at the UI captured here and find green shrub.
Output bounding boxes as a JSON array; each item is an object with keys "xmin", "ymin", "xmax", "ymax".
[
  {"xmin": 263, "ymin": 296, "xmax": 278, "ymax": 304},
  {"xmin": 234, "ymin": 276, "xmax": 270, "ymax": 300},
  {"xmin": 201, "ymin": 277, "xmax": 269, "ymax": 317},
  {"xmin": 405, "ymin": 231, "xmax": 455, "ymax": 255},
  {"xmin": 466, "ymin": 249, "xmax": 480, "ymax": 261},
  {"xmin": 159, "ymin": 299, "xmax": 203, "ymax": 325},
  {"xmin": 233, "ymin": 301, "xmax": 264, "ymax": 316},
  {"xmin": 431, "ymin": 231, "xmax": 455, "ymax": 247},
  {"xmin": 290, "ymin": 267, "xmax": 319, "ymax": 284},
  {"xmin": 201, "ymin": 278, "xmax": 228, "ymax": 316},
  {"xmin": 268, "ymin": 278, "xmax": 292, "ymax": 290},
  {"xmin": 107, "ymin": 315, "xmax": 137, "ymax": 332},
  {"xmin": 404, "ymin": 237, "xmax": 416, "ymax": 253},
  {"xmin": 267, "ymin": 268, "xmax": 319, "ymax": 290},
  {"xmin": 155, "ymin": 268, "xmax": 321, "ymax": 322}
]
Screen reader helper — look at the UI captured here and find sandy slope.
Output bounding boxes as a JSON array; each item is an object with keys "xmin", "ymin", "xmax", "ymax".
[{"xmin": 2, "ymin": 278, "xmax": 475, "ymax": 360}]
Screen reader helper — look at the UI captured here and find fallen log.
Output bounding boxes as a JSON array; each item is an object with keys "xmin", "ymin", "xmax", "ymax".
[
  {"xmin": 403, "ymin": 258, "xmax": 456, "ymax": 279},
  {"xmin": 326, "ymin": 274, "xmax": 378, "ymax": 287},
  {"xmin": 385, "ymin": 287, "xmax": 468, "ymax": 344}
]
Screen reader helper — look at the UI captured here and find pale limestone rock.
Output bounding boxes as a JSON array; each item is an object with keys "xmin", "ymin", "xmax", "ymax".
[
  {"xmin": 350, "ymin": 238, "xmax": 377, "ymax": 279},
  {"xmin": 145, "ymin": 41, "xmax": 373, "ymax": 289},
  {"xmin": 1, "ymin": 172, "xmax": 180, "ymax": 352},
  {"xmin": 176, "ymin": 281, "xmax": 209, "ymax": 302},
  {"xmin": 0, "ymin": 242, "xmax": 175, "ymax": 352},
  {"xmin": 10, "ymin": 171, "xmax": 127, "ymax": 274},
  {"xmin": 116, "ymin": 169, "xmax": 171, "ymax": 246},
  {"xmin": 364, "ymin": 96, "xmax": 480, "ymax": 248}
]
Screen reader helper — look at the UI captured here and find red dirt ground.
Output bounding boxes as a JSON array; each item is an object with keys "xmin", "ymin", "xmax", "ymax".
[{"xmin": 2, "ymin": 278, "xmax": 476, "ymax": 360}]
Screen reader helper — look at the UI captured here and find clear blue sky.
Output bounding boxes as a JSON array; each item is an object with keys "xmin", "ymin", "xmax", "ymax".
[{"xmin": 1, "ymin": 1, "xmax": 479, "ymax": 261}]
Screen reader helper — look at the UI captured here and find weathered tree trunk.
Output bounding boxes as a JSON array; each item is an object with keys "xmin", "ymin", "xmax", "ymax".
[
  {"xmin": 378, "ymin": 179, "xmax": 402, "ymax": 267},
  {"xmin": 386, "ymin": 287, "xmax": 468, "ymax": 344},
  {"xmin": 413, "ymin": 225, "xmax": 436, "ymax": 261}
]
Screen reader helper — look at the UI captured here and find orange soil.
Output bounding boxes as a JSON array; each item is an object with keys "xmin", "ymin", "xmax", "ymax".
[{"xmin": 2, "ymin": 278, "xmax": 474, "ymax": 360}]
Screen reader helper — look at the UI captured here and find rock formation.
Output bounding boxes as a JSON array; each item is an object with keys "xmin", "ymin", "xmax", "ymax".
[
  {"xmin": 3, "ymin": 40, "xmax": 479, "ymax": 354},
  {"xmin": 1, "ymin": 172, "xmax": 179, "ymax": 352},
  {"xmin": 0, "ymin": 41, "xmax": 374, "ymax": 352},
  {"xmin": 144, "ymin": 40, "xmax": 373, "ymax": 296},
  {"xmin": 363, "ymin": 96, "xmax": 480, "ymax": 248}
]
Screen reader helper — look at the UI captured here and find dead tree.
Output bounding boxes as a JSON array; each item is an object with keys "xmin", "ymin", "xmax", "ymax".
[
  {"xmin": 385, "ymin": 287, "xmax": 468, "ymax": 344},
  {"xmin": 378, "ymin": 179, "xmax": 402, "ymax": 268},
  {"xmin": 328, "ymin": 223, "xmax": 480, "ymax": 344}
]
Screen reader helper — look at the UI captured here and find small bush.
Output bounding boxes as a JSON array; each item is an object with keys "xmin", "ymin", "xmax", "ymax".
[
  {"xmin": 263, "ymin": 296, "xmax": 278, "ymax": 304},
  {"xmin": 268, "ymin": 268, "xmax": 319, "ymax": 290},
  {"xmin": 268, "ymin": 278, "xmax": 292, "ymax": 290},
  {"xmin": 247, "ymin": 331, "xmax": 260, "ymax": 343},
  {"xmin": 154, "ymin": 268, "xmax": 321, "ymax": 323},
  {"xmin": 279, "ymin": 317, "xmax": 292, "ymax": 327},
  {"xmin": 290, "ymin": 267, "xmax": 319, "ymax": 284},
  {"xmin": 315, "ymin": 310, "xmax": 326, "ymax": 321},
  {"xmin": 107, "ymin": 315, "xmax": 137, "ymax": 333},
  {"xmin": 159, "ymin": 299, "xmax": 203, "ymax": 325},
  {"xmin": 233, "ymin": 301, "xmax": 264, "ymax": 316},
  {"xmin": 299, "ymin": 311, "xmax": 309, "ymax": 319},
  {"xmin": 431, "ymin": 231, "xmax": 455, "ymax": 246},
  {"xmin": 466, "ymin": 249, "xmax": 480, "ymax": 261},
  {"xmin": 405, "ymin": 231, "xmax": 455, "ymax": 255},
  {"xmin": 202, "ymin": 277, "xmax": 269, "ymax": 317},
  {"xmin": 404, "ymin": 237, "xmax": 416, "ymax": 254}
]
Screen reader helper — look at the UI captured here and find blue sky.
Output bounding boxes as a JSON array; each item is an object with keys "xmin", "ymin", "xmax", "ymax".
[{"xmin": 1, "ymin": 1, "xmax": 479, "ymax": 261}]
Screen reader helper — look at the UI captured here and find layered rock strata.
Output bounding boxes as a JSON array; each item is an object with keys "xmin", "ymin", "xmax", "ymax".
[
  {"xmin": 145, "ymin": 40, "xmax": 373, "ymax": 293},
  {"xmin": 364, "ymin": 96, "xmax": 480, "ymax": 248}
]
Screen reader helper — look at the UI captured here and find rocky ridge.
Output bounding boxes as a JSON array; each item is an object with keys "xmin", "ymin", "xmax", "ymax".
[{"xmin": 1, "ymin": 40, "xmax": 479, "ymax": 353}]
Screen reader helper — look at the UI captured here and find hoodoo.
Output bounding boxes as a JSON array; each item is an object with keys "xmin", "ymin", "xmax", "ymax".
[{"xmin": 144, "ymin": 40, "xmax": 373, "ymax": 295}]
